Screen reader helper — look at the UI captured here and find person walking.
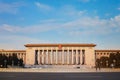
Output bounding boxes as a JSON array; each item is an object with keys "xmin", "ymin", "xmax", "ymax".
[{"xmin": 95, "ymin": 59, "xmax": 101, "ymax": 71}]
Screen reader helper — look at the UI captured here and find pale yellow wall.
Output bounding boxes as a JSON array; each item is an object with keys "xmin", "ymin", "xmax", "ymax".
[
  {"xmin": 25, "ymin": 46, "xmax": 95, "ymax": 67},
  {"xmin": 95, "ymin": 51, "xmax": 119, "ymax": 59},
  {"xmin": 0, "ymin": 51, "xmax": 26, "ymax": 63},
  {"xmin": 85, "ymin": 47, "xmax": 95, "ymax": 67},
  {"xmin": 26, "ymin": 48, "xmax": 35, "ymax": 65}
]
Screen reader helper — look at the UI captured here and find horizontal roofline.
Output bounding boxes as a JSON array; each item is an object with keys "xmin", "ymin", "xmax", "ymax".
[
  {"xmin": 24, "ymin": 43, "xmax": 96, "ymax": 47},
  {"xmin": 95, "ymin": 50, "xmax": 120, "ymax": 52},
  {"xmin": 0, "ymin": 50, "xmax": 26, "ymax": 52}
]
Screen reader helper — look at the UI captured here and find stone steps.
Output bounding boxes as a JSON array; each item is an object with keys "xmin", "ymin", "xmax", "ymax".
[{"xmin": 24, "ymin": 64, "xmax": 91, "ymax": 69}]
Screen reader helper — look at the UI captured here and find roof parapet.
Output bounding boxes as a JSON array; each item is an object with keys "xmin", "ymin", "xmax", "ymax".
[{"xmin": 24, "ymin": 43, "xmax": 96, "ymax": 47}]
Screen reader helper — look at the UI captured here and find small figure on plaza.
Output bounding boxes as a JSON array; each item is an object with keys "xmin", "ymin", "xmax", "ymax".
[
  {"xmin": 95, "ymin": 59, "xmax": 101, "ymax": 71},
  {"xmin": 110, "ymin": 63, "xmax": 114, "ymax": 68},
  {"xmin": 4, "ymin": 59, "xmax": 7, "ymax": 68}
]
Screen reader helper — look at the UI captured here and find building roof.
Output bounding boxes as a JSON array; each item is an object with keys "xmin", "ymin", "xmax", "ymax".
[
  {"xmin": 95, "ymin": 50, "xmax": 120, "ymax": 52},
  {"xmin": 0, "ymin": 50, "xmax": 26, "ymax": 52},
  {"xmin": 24, "ymin": 43, "xmax": 96, "ymax": 47}
]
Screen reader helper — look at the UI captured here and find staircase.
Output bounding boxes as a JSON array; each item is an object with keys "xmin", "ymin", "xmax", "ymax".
[{"xmin": 24, "ymin": 64, "xmax": 92, "ymax": 69}]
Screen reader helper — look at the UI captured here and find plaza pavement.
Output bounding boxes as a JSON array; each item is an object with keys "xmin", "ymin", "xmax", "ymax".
[{"xmin": 0, "ymin": 68, "xmax": 120, "ymax": 72}]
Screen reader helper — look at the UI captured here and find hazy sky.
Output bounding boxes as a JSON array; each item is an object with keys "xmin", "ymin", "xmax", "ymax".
[{"xmin": 0, "ymin": 0, "xmax": 120, "ymax": 50}]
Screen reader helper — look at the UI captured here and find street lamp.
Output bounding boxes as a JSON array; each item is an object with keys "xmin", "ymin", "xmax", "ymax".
[
  {"xmin": 100, "ymin": 61, "xmax": 102, "ymax": 68},
  {"xmin": 106, "ymin": 60, "xmax": 108, "ymax": 67},
  {"xmin": 113, "ymin": 59, "xmax": 116, "ymax": 68},
  {"xmin": 12, "ymin": 60, "xmax": 14, "ymax": 67},
  {"xmin": 4, "ymin": 60, "xmax": 7, "ymax": 68},
  {"xmin": 18, "ymin": 61, "xmax": 20, "ymax": 67},
  {"xmin": 100, "ymin": 61, "xmax": 102, "ymax": 65}
]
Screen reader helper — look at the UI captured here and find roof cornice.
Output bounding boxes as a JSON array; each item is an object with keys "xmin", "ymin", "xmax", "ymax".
[
  {"xmin": 24, "ymin": 43, "xmax": 96, "ymax": 47},
  {"xmin": 0, "ymin": 50, "xmax": 26, "ymax": 52},
  {"xmin": 95, "ymin": 50, "xmax": 120, "ymax": 52}
]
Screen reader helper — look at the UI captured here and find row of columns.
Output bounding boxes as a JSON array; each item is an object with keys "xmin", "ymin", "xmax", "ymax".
[
  {"xmin": 0, "ymin": 53, "xmax": 26, "ymax": 63},
  {"xmin": 34, "ymin": 49, "xmax": 85, "ymax": 65}
]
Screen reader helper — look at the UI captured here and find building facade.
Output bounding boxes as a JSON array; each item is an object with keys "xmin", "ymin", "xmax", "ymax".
[
  {"xmin": 0, "ymin": 49, "xmax": 26, "ymax": 63},
  {"xmin": 0, "ymin": 43, "xmax": 120, "ymax": 68},
  {"xmin": 95, "ymin": 50, "xmax": 120, "ymax": 59},
  {"xmin": 25, "ymin": 44, "xmax": 96, "ymax": 67}
]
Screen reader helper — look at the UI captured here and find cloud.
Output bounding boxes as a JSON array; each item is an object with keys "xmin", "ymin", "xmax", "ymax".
[
  {"xmin": 1, "ymin": 15, "xmax": 120, "ymax": 36},
  {"xmin": 1, "ymin": 24, "xmax": 14, "ymax": 32},
  {"xmin": 117, "ymin": 7, "xmax": 120, "ymax": 10},
  {"xmin": 39, "ymin": 19, "xmax": 58, "ymax": 23},
  {"xmin": 0, "ymin": 34, "xmax": 49, "ymax": 49},
  {"xmin": 57, "ymin": 5, "xmax": 86, "ymax": 17},
  {"xmin": 0, "ymin": 14, "xmax": 120, "ymax": 49},
  {"xmin": 63, "ymin": 15, "xmax": 120, "ymax": 36},
  {"xmin": 78, "ymin": 0, "xmax": 90, "ymax": 2},
  {"xmin": 35, "ymin": 2, "xmax": 52, "ymax": 11},
  {"xmin": 0, "ymin": 23, "xmax": 60, "ymax": 34},
  {"xmin": 0, "ymin": 24, "xmax": 21, "ymax": 33},
  {"xmin": 0, "ymin": 2, "xmax": 24, "ymax": 14}
]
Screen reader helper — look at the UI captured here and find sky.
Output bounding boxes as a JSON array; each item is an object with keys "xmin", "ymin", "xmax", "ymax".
[{"xmin": 0, "ymin": 0, "xmax": 120, "ymax": 50}]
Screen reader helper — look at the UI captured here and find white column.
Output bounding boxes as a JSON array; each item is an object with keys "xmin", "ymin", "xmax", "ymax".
[
  {"xmin": 56, "ymin": 50, "xmax": 57, "ymax": 64},
  {"xmin": 50, "ymin": 49, "xmax": 53, "ymax": 64},
  {"xmin": 76, "ymin": 50, "xmax": 78, "ymax": 65},
  {"xmin": 20, "ymin": 54, "xmax": 22, "ymax": 59},
  {"xmin": 39, "ymin": 50, "xmax": 42, "ymax": 64},
  {"xmin": 60, "ymin": 50, "xmax": 62, "ymax": 65},
  {"xmin": 52, "ymin": 50, "xmax": 54, "ymax": 64},
  {"xmin": 62, "ymin": 50, "xmax": 64, "ymax": 65},
  {"xmin": 46, "ymin": 50, "xmax": 48, "ymax": 64},
  {"xmin": 49, "ymin": 50, "xmax": 50, "ymax": 65},
  {"xmin": 67, "ymin": 49, "xmax": 69, "ymax": 65},
  {"xmin": 80, "ymin": 50, "xmax": 82, "ymax": 64},
  {"xmin": 57, "ymin": 51, "xmax": 59, "ymax": 64},
  {"xmin": 38, "ymin": 50, "xmax": 40, "ymax": 64},
  {"xmin": 42, "ymin": 50, "xmax": 44, "ymax": 64},
  {"xmin": 70, "ymin": 50, "xmax": 71, "ymax": 65},
  {"xmin": 72, "ymin": 49, "xmax": 74, "ymax": 64},
  {"xmin": 23, "ymin": 54, "xmax": 25, "ymax": 64},
  {"xmin": 57, "ymin": 50, "xmax": 59, "ymax": 64},
  {"xmin": 47, "ymin": 50, "xmax": 50, "ymax": 65},
  {"xmin": 53, "ymin": 50, "xmax": 55, "ymax": 64},
  {"xmin": 44, "ymin": 50, "xmax": 46, "ymax": 64},
  {"xmin": 17, "ymin": 54, "xmax": 20, "ymax": 59}
]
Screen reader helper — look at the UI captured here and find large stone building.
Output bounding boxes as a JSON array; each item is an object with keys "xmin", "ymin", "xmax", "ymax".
[
  {"xmin": 0, "ymin": 43, "xmax": 120, "ymax": 68},
  {"xmin": 0, "ymin": 49, "xmax": 26, "ymax": 63},
  {"xmin": 24, "ymin": 44, "xmax": 96, "ymax": 67},
  {"xmin": 95, "ymin": 50, "xmax": 120, "ymax": 59}
]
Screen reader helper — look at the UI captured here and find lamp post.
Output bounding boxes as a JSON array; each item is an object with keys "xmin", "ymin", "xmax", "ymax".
[
  {"xmin": 106, "ymin": 60, "xmax": 108, "ymax": 68},
  {"xmin": 18, "ymin": 61, "xmax": 20, "ymax": 67},
  {"xmin": 113, "ymin": 59, "xmax": 116, "ymax": 68},
  {"xmin": 12, "ymin": 60, "xmax": 14, "ymax": 67},
  {"xmin": 4, "ymin": 59, "xmax": 7, "ymax": 68},
  {"xmin": 100, "ymin": 61, "xmax": 102, "ymax": 67}
]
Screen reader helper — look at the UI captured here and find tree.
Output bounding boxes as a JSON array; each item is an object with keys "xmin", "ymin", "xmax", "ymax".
[
  {"xmin": 114, "ymin": 52, "xmax": 120, "ymax": 68},
  {"xmin": 109, "ymin": 53, "xmax": 116, "ymax": 67},
  {"xmin": 7, "ymin": 55, "xmax": 12, "ymax": 65},
  {"xmin": 1, "ymin": 54, "xmax": 8, "ymax": 68},
  {"xmin": 0, "ymin": 54, "xmax": 3, "ymax": 67},
  {"xmin": 100, "ymin": 56, "xmax": 109, "ymax": 68},
  {"xmin": 12, "ymin": 53, "xmax": 19, "ymax": 66},
  {"xmin": 19, "ymin": 58, "xmax": 24, "ymax": 67}
]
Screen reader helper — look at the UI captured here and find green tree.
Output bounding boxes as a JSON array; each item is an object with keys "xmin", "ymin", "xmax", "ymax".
[{"xmin": 100, "ymin": 56, "xmax": 109, "ymax": 68}]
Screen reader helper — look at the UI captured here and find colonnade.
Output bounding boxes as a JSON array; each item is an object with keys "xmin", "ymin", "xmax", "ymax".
[
  {"xmin": 34, "ymin": 49, "xmax": 86, "ymax": 65},
  {"xmin": 0, "ymin": 52, "xmax": 26, "ymax": 63}
]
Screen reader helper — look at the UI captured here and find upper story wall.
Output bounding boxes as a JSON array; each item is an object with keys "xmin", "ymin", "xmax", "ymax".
[
  {"xmin": 95, "ymin": 50, "xmax": 120, "ymax": 59},
  {"xmin": 0, "ymin": 49, "xmax": 26, "ymax": 63},
  {"xmin": 24, "ymin": 43, "xmax": 96, "ymax": 65},
  {"xmin": 24, "ymin": 43, "xmax": 96, "ymax": 50}
]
